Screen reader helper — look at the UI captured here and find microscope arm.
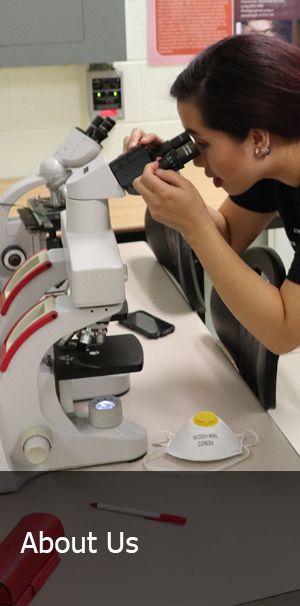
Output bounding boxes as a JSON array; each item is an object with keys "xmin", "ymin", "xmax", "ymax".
[
  {"xmin": 52, "ymin": 127, "xmax": 101, "ymax": 169},
  {"xmin": 0, "ymin": 129, "xmax": 101, "ymax": 217},
  {"xmin": 39, "ymin": 128, "xmax": 102, "ymax": 195},
  {"xmin": 0, "ymin": 174, "xmax": 46, "ymax": 212},
  {"xmin": 39, "ymin": 117, "xmax": 115, "ymax": 192},
  {"xmin": 0, "ymin": 118, "xmax": 112, "ymax": 214},
  {"xmin": 62, "ymin": 155, "xmax": 126, "ymax": 308},
  {"xmin": 0, "ymin": 118, "xmax": 116, "ymax": 290}
]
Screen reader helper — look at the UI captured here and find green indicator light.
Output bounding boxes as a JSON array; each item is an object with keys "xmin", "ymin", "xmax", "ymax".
[
  {"xmin": 97, "ymin": 92, "xmax": 102, "ymax": 97},
  {"xmin": 113, "ymin": 91, "xmax": 118, "ymax": 96}
]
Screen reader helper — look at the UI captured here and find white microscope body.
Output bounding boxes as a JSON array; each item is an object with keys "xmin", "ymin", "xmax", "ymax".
[
  {"xmin": 0, "ymin": 118, "xmax": 112, "ymax": 291},
  {"xmin": 0, "ymin": 154, "xmax": 147, "ymax": 472}
]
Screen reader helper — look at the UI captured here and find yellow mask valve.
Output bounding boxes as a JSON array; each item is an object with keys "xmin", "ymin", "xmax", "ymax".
[{"xmin": 192, "ymin": 411, "xmax": 219, "ymax": 427}]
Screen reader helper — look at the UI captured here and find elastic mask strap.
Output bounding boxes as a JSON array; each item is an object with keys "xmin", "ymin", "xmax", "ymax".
[
  {"xmin": 143, "ymin": 445, "xmax": 171, "ymax": 471},
  {"xmin": 144, "ymin": 430, "xmax": 175, "ymax": 471},
  {"xmin": 234, "ymin": 429, "xmax": 259, "ymax": 452},
  {"xmin": 211, "ymin": 445, "xmax": 250, "ymax": 472},
  {"xmin": 152, "ymin": 430, "xmax": 175, "ymax": 447}
]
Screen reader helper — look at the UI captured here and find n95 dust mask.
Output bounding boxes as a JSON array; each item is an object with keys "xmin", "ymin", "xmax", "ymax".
[{"xmin": 143, "ymin": 411, "xmax": 258, "ymax": 472}]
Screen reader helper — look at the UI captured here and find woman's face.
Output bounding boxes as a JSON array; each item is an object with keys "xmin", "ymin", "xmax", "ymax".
[{"xmin": 177, "ymin": 100, "xmax": 263, "ymax": 196}]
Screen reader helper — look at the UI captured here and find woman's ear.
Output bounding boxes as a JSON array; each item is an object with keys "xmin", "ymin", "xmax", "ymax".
[{"xmin": 250, "ymin": 129, "xmax": 270, "ymax": 157}]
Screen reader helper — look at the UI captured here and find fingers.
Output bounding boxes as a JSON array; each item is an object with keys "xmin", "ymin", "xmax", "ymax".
[
  {"xmin": 142, "ymin": 163, "xmax": 188, "ymax": 191},
  {"xmin": 123, "ymin": 129, "xmax": 146, "ymax": 152},
  {"xmin": 132, "ymin": 161, "xmax": 204, "ymax": 236},
  {"xmin": 141, "ymin": 133, "xmax": 165, "ymax": 151},
  {"xmin": 133, "ymin": 162, "xmax": 186, "ymax": 197},
  {"xmin": 123, "ymin": 130, "xmax": 165, "ymax": 153},
  {"xmin": 154, "ymin": 166, "xmax": 186, "ymax": 187},
  {"xmin": 133, "ymin": 162, "xmax": 160, "ymax": 195}
]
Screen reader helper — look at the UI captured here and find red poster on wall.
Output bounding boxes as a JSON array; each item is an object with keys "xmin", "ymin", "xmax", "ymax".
[
  {"xmin": 148, "ymin": 0, "xmax": 300, "ymax": 65},
  {"xmin": 148, "ymin": 0, "xmax": 233, "ymax": 64}
]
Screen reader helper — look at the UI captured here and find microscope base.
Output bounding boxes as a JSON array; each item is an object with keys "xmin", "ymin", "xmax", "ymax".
[
  {"xmin": 0, "ymin": 366, "xmax": 147, "ymax": 474},
  {"xmin": 1, "ymin": 418, "xmax": 147, "ymax": 473}
]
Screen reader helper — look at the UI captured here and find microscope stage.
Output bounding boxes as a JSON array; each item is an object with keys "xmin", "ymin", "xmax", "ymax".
[{"xmin": 53, "ymin": 333, "xmax": 143, "ymax": 381}]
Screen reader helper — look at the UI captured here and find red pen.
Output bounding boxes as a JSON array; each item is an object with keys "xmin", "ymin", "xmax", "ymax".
[{"xmin": 90, "ymin": 503, "xmax": 186, "ymax": 524}]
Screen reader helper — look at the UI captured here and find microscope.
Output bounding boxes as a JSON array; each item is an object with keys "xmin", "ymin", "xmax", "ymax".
[
  {"xmin": 0, "ymin": 132, "xmax": 199, "ymax": 475},
  {"xmin": 0, "ymin": 116, "xmax": 115, "ymax": 291}
]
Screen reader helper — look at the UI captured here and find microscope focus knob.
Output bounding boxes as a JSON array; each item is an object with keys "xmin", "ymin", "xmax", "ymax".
[
  {"xmin": 23, "ymin": 434, "xmax": 51, "ymax": 465},
  {"xmin": 2, "ymin": 246, "xmax": 26, "ymax": 271}
]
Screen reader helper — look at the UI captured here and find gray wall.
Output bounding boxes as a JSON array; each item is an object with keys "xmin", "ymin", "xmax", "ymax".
[{"xmin": 0, "ymin": 0, "xmax": 126, "ymax": 67}]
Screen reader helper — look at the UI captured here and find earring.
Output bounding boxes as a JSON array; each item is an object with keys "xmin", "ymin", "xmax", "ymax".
[{"xmin": 255, "ymin": 147, "xmax": 271, "ymax": 156}]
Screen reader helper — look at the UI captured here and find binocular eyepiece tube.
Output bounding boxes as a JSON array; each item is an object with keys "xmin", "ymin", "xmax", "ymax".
[
  {"xmin": 109, "ymin": 131, "xmax": 200, "ymax": 195},
  {"xmin": 85, "ymin": 116, "xmax": 116, "ymax": 143}
]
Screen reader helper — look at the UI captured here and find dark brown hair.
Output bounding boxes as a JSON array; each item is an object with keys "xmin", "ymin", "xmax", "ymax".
[{"xmin": 170, "ymin": 34, "xmax": 300, "ymax": 140}]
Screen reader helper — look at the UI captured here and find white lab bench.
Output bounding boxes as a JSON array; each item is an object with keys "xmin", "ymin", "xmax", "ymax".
[
  {"xmin": 89, "ymin": 240, "xmax": 300, "ymax": 472},
  {"xmin": 0, "ymin": 241, "xmax": 300, "ymax": 606}
]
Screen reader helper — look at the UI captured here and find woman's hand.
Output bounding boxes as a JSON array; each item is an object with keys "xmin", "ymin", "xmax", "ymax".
[
  {"xmin": 123, "ymin": 129, "xmax": 165, "ymax": 153},
  {"xmin": 133, "ymin": 161, "xmax": 212, "ymax": 240}
]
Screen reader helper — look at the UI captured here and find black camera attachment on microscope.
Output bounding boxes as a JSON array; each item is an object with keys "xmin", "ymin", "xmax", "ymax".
[{"xmin": 109, "ymin": 131, "xmax": 200, "ymax": 195}]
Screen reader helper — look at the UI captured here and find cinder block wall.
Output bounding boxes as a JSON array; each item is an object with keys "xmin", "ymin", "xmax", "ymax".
[{"xmin": 0, "ymin": 0, "xmax": 183, "ymax": 178}]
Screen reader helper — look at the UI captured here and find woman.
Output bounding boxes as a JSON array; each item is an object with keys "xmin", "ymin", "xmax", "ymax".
[{"xmin": 124, "ymin": 33, "xmax": 300, "ymax": 355}]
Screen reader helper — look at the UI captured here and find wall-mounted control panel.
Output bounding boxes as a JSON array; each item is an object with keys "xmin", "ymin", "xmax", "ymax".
[{"xmin": 87, "ymin": 68, "xmax": 124, "ymax": 121}]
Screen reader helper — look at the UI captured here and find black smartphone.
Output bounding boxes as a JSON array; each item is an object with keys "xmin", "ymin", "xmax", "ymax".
[{"xmin": 119, "ymin": 310, "xmax": 175, "ymax": 339}]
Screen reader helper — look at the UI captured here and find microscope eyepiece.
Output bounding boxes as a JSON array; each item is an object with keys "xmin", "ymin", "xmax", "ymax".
[
  {"xmin": 91, "ymin": 116, "xmax": 104, "ymax": 127},
  {"xmin": 109, "ymin": 131, "xmax": 200, "ymax": 195},
  {"xmin": 95, "ymin": 117, "xmax": 116, "ymax": 142},
  {"xmin": 158, "ymin": 141, "xmax": 200, "ymax": 171},
  {"xmin": 155, "ymin": 131, "xmax": 192, "ymax": 157},
  {"xmin": 85, "ymin": 116, "xmax": 116, "ymax": 143}
]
